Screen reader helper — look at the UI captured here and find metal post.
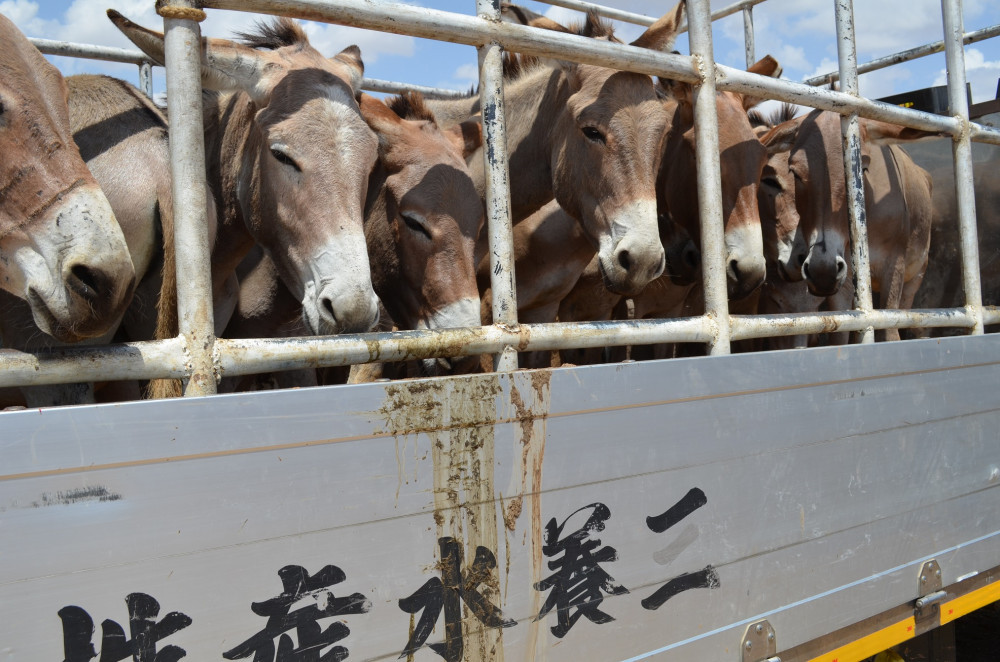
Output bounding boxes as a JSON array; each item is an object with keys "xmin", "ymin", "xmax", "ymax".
[
  {"xmin": 834, "ymin": 0, "xmax": 875, "ymax": 343},
  {"xmin": 476, "ymin": 0, "xmax": 519, "ymax": 371},
  {"xmin": 742, "ymin": 5, "xmax": 755, "ymax": 69},
  {"xmin": 162, "ymin": 2, "xmax": 218, "ymax": 394},
  {"xmin": 687, "ymin": 0, "xmax": 731, "ymax": 355},
  {"xmin": 139, "ymin": 61, "xmax": 153, "ymax": 98},
  {"xmin": 942, "ymin": 0, "xmax": 984, "ymax": 335}
]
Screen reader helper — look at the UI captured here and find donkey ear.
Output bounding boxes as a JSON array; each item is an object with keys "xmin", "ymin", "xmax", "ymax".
[
  {"xmin": 658, "ymin": 76, "xmax": 693, "ymax": 106},
  {"xmin": 444, "ymin": 119, "xmax": 483, "ymax": 160},
  {"xmin": 107, "ymin": 9, "xmax": 272, "ymax": 102},
  {"xmin": 861, "ymin": 119, "xmax": 946, "ymax": 145},
  {"xmin": 358, "ymin": 92, "xmax": 401, "ymax": 145},
  {"xmin": 630, "ymin": 0, "xmax": 684, "ymax": 51},
  {"xmin": 760, "ymin": 118, "xmax": 801, "ymax": 155},
  {"xmin": 739, "ymin": 55, "xmax": 783, "ymax": 111},
  {"xmin": 501, "ymin": 3, "xmax": 572, "ymax": 33},
  {"xmin": 332, "ymin": 45, "xmax": 365, "ymax": 92}
]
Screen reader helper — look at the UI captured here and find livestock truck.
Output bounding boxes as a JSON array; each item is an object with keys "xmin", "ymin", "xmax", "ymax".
[{"xmin": 3, "ymin": 0, "xmax": 1000, "ymax": 660}]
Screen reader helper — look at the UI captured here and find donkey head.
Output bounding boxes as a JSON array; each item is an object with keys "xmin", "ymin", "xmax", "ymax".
[
  {"xmin": 0, "ymin": 15, "xmax": 135, "ymax": 343},
  {"xmin": 110, "ymin": 10, "xmax": 379, "ymax": 335}
]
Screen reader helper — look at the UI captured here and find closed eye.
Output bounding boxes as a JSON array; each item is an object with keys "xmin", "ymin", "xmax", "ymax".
[
  {"xmin": 270, "ymin": 145, "xmax": 301, "ymax": 172},
  {"xmin": 401, "ymin": 212, "xmax": 432, "ymax": 240}
]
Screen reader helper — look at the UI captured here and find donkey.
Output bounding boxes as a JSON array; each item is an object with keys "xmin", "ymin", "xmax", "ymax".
[
  {"xmin": 425, "ymin": 2, "xmax": 688, "ymax": 297},
  {"xmin": 555, "ymin": 57, "xmax": 785, "ymax": 365},
  {"xmin": 0, "ymin": 15, "xmax": 134, "ymax": 346},
  {"xmin": 759, "ymin": 109, "xmax": 936, "ymax": 341},
  {"xmin": 110, "ymin": 11, "xmax": 380, "ymax": 340},
  {"xmin": 223, "ymin": 91, "xmax": 485, "ymax": 387}
]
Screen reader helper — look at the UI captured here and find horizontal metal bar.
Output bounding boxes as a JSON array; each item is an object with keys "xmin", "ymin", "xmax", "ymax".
[
  {"xmin": 30, "ymin": 37, "xmax": 467, "ymax": 100},
  {"xmin": 539, "ymin": 0, "xmax": 768, "ymax": 31},
  {"xmin": 730, "ymin": 308, "xmax": 976, "ymax": 341},
  {"xmin": 217, "ymin": 318, "xmax": 713, "ymax": 377},
  {"xmin": 359, "ymin": 77, "xmax": 466, "ymax": 98},
  {"xmin": 0, "ymin": 338, "xmax": 189, "ymax": 389},
  {"xmin": 540, "ymin": 0, "xmax": 658, "ymax": 27},
  {"xmin": 3, "ymin": 302, "xmax": 989, "ymax": 387},
  {"xmin": 676, "ymin": 0, "xmax": 768, "ymax": 34},
  {"xmin": 804, "ymin": 23, "xmax": 1000, "ymax": 87},
  {"xmin": 716, "ymin": 65, "xmax": 1000, "ymax": 145},
  {"xmin": 30, "ymin": 37, "xmax": 154, "ymax": 66},
  {"xmin": 203, "ymin": 0, "xmax": 702, "ymax": 83}
]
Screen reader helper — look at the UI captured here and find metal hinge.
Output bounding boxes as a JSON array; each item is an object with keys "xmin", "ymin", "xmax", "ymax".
[
  {"xmin": 741, "ymin": 619, "xmax": 777, "ymax": 662},
  {"xmin": 915, "ymin": 559, "xmax": 946, "ymax": 622}
]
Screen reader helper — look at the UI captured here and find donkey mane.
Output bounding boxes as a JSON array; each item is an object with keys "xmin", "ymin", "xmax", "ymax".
[
  {"xmin": 387, "ymin": 91, "xmax": 437, "ymax": 123},
  {"xmin": 235, "ymin": 18, "xmax": 308, "ymax": 50},
  {"xmin": 748, "ymin": 102, "xmax": 798, "ymax": 128},
  {"xmin": 578, "ymin": 11, "xmax": 619, "ymax": 41}
]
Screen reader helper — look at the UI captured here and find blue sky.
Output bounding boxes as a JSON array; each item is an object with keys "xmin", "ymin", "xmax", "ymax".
[{"xmin": 3, "ymin": 0, "xmax": 999, "ymax": 106}]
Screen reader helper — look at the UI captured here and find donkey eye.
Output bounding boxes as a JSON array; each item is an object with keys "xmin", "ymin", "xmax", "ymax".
[
  {"xmin": 401, "ymin": 212, "xmax": 431, "ymax": 240},
  {"xmin": 582, "ymin": 126, "xmax": 605, "ymax": 143},
  {"xmin": 269, "ymin": 146, "xmax": 301, "ymax": 172}
]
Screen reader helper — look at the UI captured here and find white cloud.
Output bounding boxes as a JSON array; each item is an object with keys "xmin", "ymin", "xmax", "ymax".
[{"xmin": 933, "ymin": 48, "xmax": 1000, "ymax": 103}]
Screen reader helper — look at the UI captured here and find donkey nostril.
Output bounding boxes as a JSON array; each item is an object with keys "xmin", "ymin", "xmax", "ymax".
[
  {"xmin": 796, "ymin": 253, "xmax": 806, "ymax": 266},
  {"xmin": 836, "ymin": 257, "xmax": 847, "ymax": 275},
  {"xmin": 803, "ymin": 261, "xmax": 811, "ymax": 279},
  {"xmin": 617, "ymin": 249, "xmax": 631, "ymax": 272},
  {"xmin": 69, "ymin": 264, "xmax": 102, "ymax": 299},
  {"xmin": 321, "ymin": 297, "xmax": 336, "ymax": 321},
  {"xmin": 684, "ymin": 247, "xmax": 699, "ymax": 269}
]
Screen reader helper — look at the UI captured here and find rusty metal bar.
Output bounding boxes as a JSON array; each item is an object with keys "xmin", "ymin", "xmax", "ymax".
[
  {"xmin": 139, "ymin": 61, "xmax": 153, "ymax": 98},
  {"xmin": 162, "ymin": 2, "xmax": 218, "ymax": 395},
  {"xmin": 942, "ymin": 0, "xmax": 985, "ymax": 336},
  {"xmin": 804, "ymin": 22, "xmax": 1000, "ymax": 87},
  {"xmin": 835, "ymin": 0, "xmax": 875, "ymax": 344},
  {"xmin": 742, "ymin": 4, "xmax": 756, "ymax": 69},
  {"xmin": 731, "ymin": 308, "xmax": 976, "ymax": 341},
  {"xmin": 477, "ymin": 0, "xmax": 519, "ymax": 373},
  {"xmin": 29, "ymin": 37, "xmax": 153, "ymax": 65},
  {"xmin": 688, "ymin": 0, "xmax": 730, "ymax": 355}
]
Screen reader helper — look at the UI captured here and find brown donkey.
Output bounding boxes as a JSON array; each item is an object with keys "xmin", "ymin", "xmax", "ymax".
[
  {"xmin": 760, "ymin": 110, "xmax": 935, "ymax": 341},
  {"xmin": 110, "ymin": 11, "xmax": 380, "ymax": 338},
  {"xmin": 0, "ymin": 15, "xmax": 134, "ymax": 345},
  {"xmin": 426, "ymin": 3, "xmax": 688, "ymax": 297},
  {"xmin": 224, "ymin": 91, "xmax": 485, "ymax": 384}
]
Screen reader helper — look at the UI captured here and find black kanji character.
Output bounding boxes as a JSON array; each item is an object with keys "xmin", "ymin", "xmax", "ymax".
[
  {"xmin": 59, "ymin": 593, "xmax": 191, "ymax": 662},
  {"xmin": 642, "ymin": 487, "xmax": 720, "ymax": 611},
  {"xmin": 398, "ymin": 537, "xmax": 515, "ymax": 661},
  {"xmin": 223, "ymin": 565, "xmax": 371, "ymax": 662},
  {"xmin": 533, "ymin": 503, "xmax": 629, "ymax": 638}
]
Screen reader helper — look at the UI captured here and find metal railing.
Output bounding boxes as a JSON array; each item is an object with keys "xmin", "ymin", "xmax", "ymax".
[{"xmin": 3, "ymin": 0, "xmax": 999, "ymax": 395}]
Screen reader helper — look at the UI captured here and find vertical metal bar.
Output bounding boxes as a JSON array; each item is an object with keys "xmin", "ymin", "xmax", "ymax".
[
  {"xmin": 834, "ymin": 0, "xmax": 875, "ymax": 343},
  {"xmin": 139, "ymin": 61, "xmax": 153, "ymax": 98},
  {"xmin": 162, "ymin": 3, "xmax": 217, "ymax": 395},
  {"xmin": 942, "ymin": 0, "xmax": 984, "ymax": 335},
  {"xmin": 476, "ymin": 0, "xmax": 519, "ymax": 371},
  {"xmin": 687, "ymin": 0, "xmax": 730, "ymax": 355},
  {"xmin": 742, "ymin": 4, "xmax": 756, "ymax": 69}
]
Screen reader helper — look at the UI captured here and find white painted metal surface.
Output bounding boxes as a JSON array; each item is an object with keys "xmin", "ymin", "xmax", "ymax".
[{"xmin": 2, "ymin": 336, "xmax": 999, "ymax": 659}]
